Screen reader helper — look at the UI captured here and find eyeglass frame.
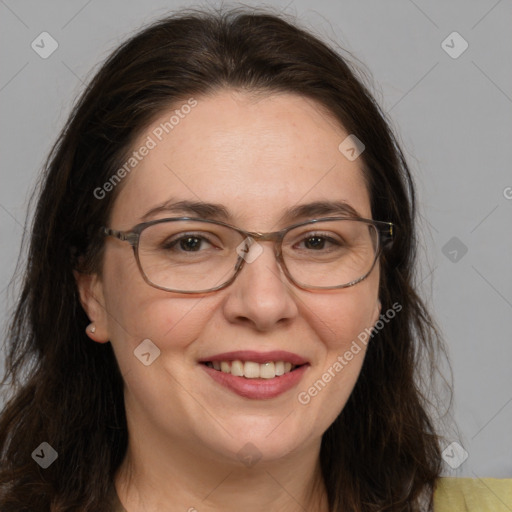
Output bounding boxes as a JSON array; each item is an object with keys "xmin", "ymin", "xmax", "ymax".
[{"xmin": 102, "ymin": 216, "xmax": 394, "ymax": 294}]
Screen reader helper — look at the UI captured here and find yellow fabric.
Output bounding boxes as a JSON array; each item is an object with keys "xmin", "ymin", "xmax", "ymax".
[
  {"xmin": 110, "ymin": 478, "xmax": 512, "ymax": 510},
  {"xmin": 434, "ymin": 477, "xmax": 512, "ymax": 511}
]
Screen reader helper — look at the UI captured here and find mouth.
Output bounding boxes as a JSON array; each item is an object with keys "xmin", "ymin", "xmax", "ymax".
[
  {"xmin": 198, "ymin": 350, "xmax": 310, "ymax": 399},
  {"xmin": 201, "ymin": 360, "xmax": 305, "ymax": 379}
]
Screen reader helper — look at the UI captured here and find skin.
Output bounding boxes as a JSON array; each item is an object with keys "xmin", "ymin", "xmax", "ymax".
[{"xmin": 77, "ymin": 90, "xmax": 381, "ymax": 511}]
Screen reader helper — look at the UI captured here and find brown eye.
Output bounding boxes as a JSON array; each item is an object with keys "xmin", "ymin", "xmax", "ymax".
[
  {"xmin": 295, "ymin": 233, "xmax": 342, "ymax": 251},
  {"xmin": 162, "ymin": 234, "xmax": 214, "ymax": 252}
]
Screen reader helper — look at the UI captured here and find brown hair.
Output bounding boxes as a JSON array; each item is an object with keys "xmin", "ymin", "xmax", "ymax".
[{"xmin": 0, "ymin": 8, "xmax": 448, "ymax": 511}]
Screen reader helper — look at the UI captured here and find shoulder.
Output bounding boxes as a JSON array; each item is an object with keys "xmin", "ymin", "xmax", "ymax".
[{"xmin": 434, "ymin": 477, "xmax": 512, "ymax": 511}]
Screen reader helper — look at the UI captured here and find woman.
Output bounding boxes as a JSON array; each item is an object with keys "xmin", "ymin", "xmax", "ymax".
[{"xmin": 2, "ymin": 8, "xmax": 504, "ymax": 512}]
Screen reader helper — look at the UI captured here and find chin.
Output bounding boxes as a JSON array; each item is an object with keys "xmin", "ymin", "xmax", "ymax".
[{"xmin": 203, "ymin": 419, "xmax": 315, "ymax": 466}]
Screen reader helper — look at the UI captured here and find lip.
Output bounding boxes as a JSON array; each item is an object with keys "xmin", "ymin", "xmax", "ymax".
[
  {"xmin": 200, "ymin": 363, "xmax": 309, "ymax": 400},
  {"xmin": 198, "ymin": 350, "xmax": 308, "ymax": 366}
]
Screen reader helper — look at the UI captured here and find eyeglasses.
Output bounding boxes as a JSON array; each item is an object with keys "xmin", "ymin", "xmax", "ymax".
[{"xmin": 102, "ymin": 216, "xmax": 394, "ymax": 294}]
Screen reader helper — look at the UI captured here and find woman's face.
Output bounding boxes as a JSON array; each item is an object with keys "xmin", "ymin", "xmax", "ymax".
[{"xmin": 81, "ymin": 90, "xmax": 381, "ymax": 466}]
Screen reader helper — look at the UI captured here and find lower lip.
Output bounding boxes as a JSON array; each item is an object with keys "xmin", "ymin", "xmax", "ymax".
[{"xmin": 200, "ymin": 364, "xmax": 309, "ymax": 399}]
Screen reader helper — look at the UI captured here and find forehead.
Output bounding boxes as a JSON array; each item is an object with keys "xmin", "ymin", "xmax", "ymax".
[{"xmin": 110, "ymin": 90, "xmax": 371, "ymax": 229}]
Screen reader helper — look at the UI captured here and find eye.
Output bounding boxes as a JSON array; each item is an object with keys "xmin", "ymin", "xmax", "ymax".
[
  {"xmin": 295, "ymin": 232, "xmax": 344, "ymax": 251},
  {"xmin": 162, "ymin": 233, "xmax": 217, "ymax": 252}
]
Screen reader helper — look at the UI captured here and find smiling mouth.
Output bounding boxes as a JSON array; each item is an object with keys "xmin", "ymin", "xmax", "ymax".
[{"xmin": 202, "ymin": 360, "xmax": 305, "ymax": 379}]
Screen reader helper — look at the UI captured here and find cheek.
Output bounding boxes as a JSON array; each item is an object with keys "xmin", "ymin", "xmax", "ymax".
[
  {"xmin": 306, "ymin": 277, "xmax": 379, "ymax": 350},
  {"xmin": 310, "ymin": 290, "xmax": 374, "ymax": 390},
  {"xmin": 101, "ymin": 250, "xmax": 213, "ymax": 366},
  {"xmin": 296, "ymin": 278, "xmax": 379, "ymax": 416},
  {"xmin": 294, "ymin": 306, "xmax": 376, "ymax": 436}
]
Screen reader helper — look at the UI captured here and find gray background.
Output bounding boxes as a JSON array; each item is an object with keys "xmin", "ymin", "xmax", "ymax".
[{"xmin": 1, "ymin": 0, "xmax": 511, "ymax": 479}]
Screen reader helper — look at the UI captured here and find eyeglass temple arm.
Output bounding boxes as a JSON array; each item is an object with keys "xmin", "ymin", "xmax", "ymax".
[
  {"xmin": 102, "ymin": 227, "xmax": 139, "ymax": 245},
  {"xmin": 380, "ymin": 223, "xmax": 394, "ymax": 246}
]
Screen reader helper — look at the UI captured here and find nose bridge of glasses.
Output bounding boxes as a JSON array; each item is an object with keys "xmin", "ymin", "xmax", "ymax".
[
  {"xmin": 239, "ymin": 230, "xmax": 286, "ymax": 264},
  {"xmin": 232, "ymin": 230, "xmax": 285, "ymax": 277},
  {"xmin": 247, "ymin": 230, "xmax": 283, "ymax": 243}
]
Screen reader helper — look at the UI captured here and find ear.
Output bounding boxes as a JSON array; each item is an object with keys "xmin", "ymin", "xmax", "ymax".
[{"xmin": 74, "ymin": 270, "xmax": 110, "ymax": 344}]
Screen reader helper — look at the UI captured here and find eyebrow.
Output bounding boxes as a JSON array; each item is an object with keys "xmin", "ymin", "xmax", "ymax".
[{"xmin": 140, "ymin": 198, "xmax": 362, "ymax": 224}]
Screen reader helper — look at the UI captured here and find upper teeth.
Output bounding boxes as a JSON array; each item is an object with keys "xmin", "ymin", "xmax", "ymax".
[{"xmin": 206, "ymin": 360, "xmax": 296, "ymax": 379}]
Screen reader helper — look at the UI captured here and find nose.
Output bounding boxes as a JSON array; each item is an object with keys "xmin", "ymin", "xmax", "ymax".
[{"xmin": 221, "ymin": 240, "xmax": 299, "ymax": 331}]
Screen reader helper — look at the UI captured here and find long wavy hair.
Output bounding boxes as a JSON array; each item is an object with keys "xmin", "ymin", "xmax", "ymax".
[{"xmin": 0, "ymin": 8, "xmax": 448, "ymax": 511}]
